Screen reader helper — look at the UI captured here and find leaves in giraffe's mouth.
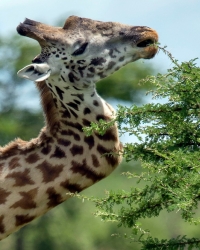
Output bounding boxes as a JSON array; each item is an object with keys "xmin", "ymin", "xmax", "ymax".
[{"xmin": 137, "ymin": 39, "xmax": 154, "ymax": 48}]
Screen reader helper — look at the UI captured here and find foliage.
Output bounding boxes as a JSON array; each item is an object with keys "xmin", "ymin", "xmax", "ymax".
[{"xmin": 84, "ymin": 47, "xmax": 200, "ymax": 249}]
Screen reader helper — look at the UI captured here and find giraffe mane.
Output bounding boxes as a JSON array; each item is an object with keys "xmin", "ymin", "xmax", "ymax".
[
  {"xmin": 0, "ymin": 81, "xmax": 58, "ymax": 157},
  {"xmin": 36, "ymin": 81, "xmax": 60, "ymax": 132}
]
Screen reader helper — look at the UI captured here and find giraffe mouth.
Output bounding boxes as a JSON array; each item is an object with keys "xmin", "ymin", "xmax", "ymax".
[{"xmin": 137, "ymin": 39, "xmax": 155, "ymax": 48}]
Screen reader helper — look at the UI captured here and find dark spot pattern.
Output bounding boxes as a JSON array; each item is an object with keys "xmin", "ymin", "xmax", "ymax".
[
  {"xmin": 46, "ymin": 187, "xmax": 63, "ymax": 208},
  {"xmin": 61, "ymin": 75, "xmax": 66, "ymax": 82},
  {"xmin": 88, "ymin": 67, "xmax": 95, "ymax": 73},
  {"xmin": 98, "ymin": 72, "xmax": 107, "ymax": 79},
  {"xmin": 61, "ymin": 129, "xmax": 81, "ymax": 141},
  {"xmin": 68, "ymin": 108, "xmax": 78, "ymax": 118},
  {"xmin": 83, "ymin": 107, "xmax": 91, "ymax": 115},
  {"xmin": 6, "ymin": 169, "xmax": 35, "ymax": 187},
  {"xmin": 10, "ymin": 188, "xmax": 38, "ymax": 209},
  {"xmin": 60, "ymin": 180, "xmax": 82, "ymax": 193},
  {"xmin": 107, "ymin": 61, "xmax": 116, "ymax": 70},
  {"xmin": 97, "ymin": 144, "xmax": 119, "ymax": 166},
  {"xmin": 0, "ymin": 216, "xmax": 5, "ymax": 233},
  {"xmin": 95, "ymin": 128, "xmax": 117, "ymax": 141},
  {"xmin": 70, "ymin": 145, "xmax": 84, "ymax": 156},
  {"xmin": 84, "ymin": 135, "xmax": 95, "ymax": 149},
  {"xmin": 25, "ymin": 153, "xmax": 40, "ymax": 164},
  {"xmin": 61, "ymin": 108, "xmax": 71, "ymax": 119},
  {"xmin": 50, "ymin": 146, "xmax": 66, "ymax": 159},
  {"xmin": 67, "ymin": 102, "xmax": 79, "ymax": 111},
  {"xmin": 68, "ymin": 72, "xmax": 79, "ymax": 83},
  {"xmin": 57, "ymin": 138, "xmax": 71, "ymax": 147},
  {"xmin": 61, "ymin": 120, "xmax": 83, "ymax": 132},
  {"xmin": 55, "ymin": 86, "xmax": 64, "ymax": 100},
  {"xmin": 119, "ymin": 56, "xmax": 125, "ymax": 61},
  {"xmin": 0, "ymin": 188, "xmax": 11, "ymax": 204},
  {"xmin": 77, "ymin": 60, "xmax": 86, "ymax": 64},
  {"xmin": 82, "ymin": 119, "xmax": 91, "ymax": 127},
  {"xmin": 71, "ymin": 159, "xmax": 105, "ymax": 182},
  {"xmin": 86, "ymin": 73, "xmax": 94, "ymax": 78},
  {"xmin": 93, "ymin": 100, "xmax": 99, "ymax": 106},
  {"xmin": 109, "ymin": 49, "xmax": 116, "ymax": 58},
  {"xmin": 9, "ymin": 157, "xmax": 21, "ymax": 170},
  {"xmin": 90, "ymin": 57, "xmax": 106, "ymax": 66},
  {"xmin": 15, "ymin": 214, "xmax": 35, "ymax": 227},
  {"xmin": 41, "ymin": 144, "xmax": 52, "ymax": 155},
  {"xmin": 73, "ymin": 100, "xmax": 81, "ymax": 105},
  {"xmin": 92, "ymin": 154, "xmax": 100, "ymax": 168},
  {"xmin": 71, "ymin": 93, "xmax": 84, "ymax": 101},
  {"xmin": 36, "ymin": 160, "xmax": 64, "ymax": 183}
]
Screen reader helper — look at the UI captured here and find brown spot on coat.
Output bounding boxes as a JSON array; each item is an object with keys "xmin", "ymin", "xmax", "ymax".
[
  {"xmin": 90, "ymin": 57, "xmax": 106, "ymax": 66},
  {"xmin": 9, "ymin": 157, "xmax": 21, "ymax": 170},
  {"xmin": 68, "ymin": 72, "xmax": 79, "ymax": 83},
  {"xmin": 70, "ymin": 145, "xmax": 84, "ymax": 156},
  {"xmin": 15, "ymin": 214, "xmax": 35, "ymax": 227},
  {"xmin": 25, "ymin": 153, "xmax": 40, "ymax": 164},
  {"xmin": 119, "ymin": 56, "xmax": 125, "ymax": 61},
  {"xmin": 6, "ymin": 169, "xmax": 35, "ymax": 187},
  {"xmin": 0, "ymin": 216, "xmax": 5, "ymax": 233},
  {"xmin": 68, "ymin": 108, "xmax": 78, "ymax": 118},
  {"xmin": 57, "ymin": 138, "xmax": 71, "ymax": 147},
  {"xmin": 46, "ymin": 187, "xmax": 63, "ymax": 208},
  {"xmin": 41, "ymin": 144, "xmax": 52, "ymax": 155},
  {"xmin": 97, "ymin": 144, "xmax": 119, "ymax": 167},
  {"xmin": 71, "ymin": 159, "xmax": 105, "ymax": 182},
  {"xmin": 92, "ymin": 154, "xmax": 100, "ymax": 168},
  {"xmin": 93, "ymin": 100, "xmax": 99, "ymax": 106},
  {"xmin": 107, "ymin": 61, "xmax": 116, "ymax": 70},
  {"xmin": 71, "ymin": 93, "xmax": 84, "ymax": 101},
  {"xmin": 82, "ymin": 118, "xmax": 91, "ymax": 127},
  {"xmin": 60, "ymin": 180, "xmax": 82, "ymax": 193},
  {"xmin": 36, "ymin": 160, "xmax": 64, "ymax": 183},
  {"xmin": 61, "ymin": 120, "xmax": 83, "ymax": 132},
  {"xmin": 61, "ymin": 108, "xmax": 71, "ymax": 119},
  {"xmin": 50, "ymin": 146, "xmax": 66, "ymax": 159},
  {"xmin": 95, "ymin": 128, "xmax": 117, "ymax": 141},
  {"xmin": 83, "ymin": 107, "xmax": 91, "ymax": 115},
  {"xmin": 0, "ymin": 188, "xmax": 11, "ymax": 204},
  {"xmin": 10, "ymin": 188, "xmax": 38, "ymax": 209},
  {"xmin": 84, "ymin": 135, "xmax": 95, "ymax": 149},
  {"xmin": 61, "ymin": 129, "xmax": 80, "ymax": 141},
  {"xmin": 67, "ymin": 102, "xmax": 79, "ymax": 111}
]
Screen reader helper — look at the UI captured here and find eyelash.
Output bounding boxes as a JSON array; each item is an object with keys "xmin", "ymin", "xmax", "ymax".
[{"xmin": 72, "ymin": 43, "xmax": 88, "ymax": 56}]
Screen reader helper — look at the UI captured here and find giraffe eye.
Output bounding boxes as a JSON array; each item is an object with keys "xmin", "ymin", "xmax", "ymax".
[{"xmin": 72, "ymin": 43, "xmax": 88, "ymax": 56}]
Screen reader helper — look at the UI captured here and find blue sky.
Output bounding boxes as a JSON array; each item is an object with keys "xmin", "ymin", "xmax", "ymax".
[{"xmin": 1, "ymin": 0, "xmax": 200, "ymax": 69}]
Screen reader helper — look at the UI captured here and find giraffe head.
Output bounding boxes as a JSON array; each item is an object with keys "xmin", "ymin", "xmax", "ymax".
[{"xmin": 17, "ymin": 16, "xmax": 158, "ymax": 88}]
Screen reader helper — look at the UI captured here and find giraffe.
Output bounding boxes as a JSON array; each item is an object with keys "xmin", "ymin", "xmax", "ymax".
[{"xmin": 0, "ymin": 16, "xmax": 158, "ymax": 239}]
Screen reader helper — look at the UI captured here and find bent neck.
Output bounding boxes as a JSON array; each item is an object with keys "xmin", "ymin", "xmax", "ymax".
[{"xmin": 42, "ymin": 76, "xmax": 115, "ymax": 129}]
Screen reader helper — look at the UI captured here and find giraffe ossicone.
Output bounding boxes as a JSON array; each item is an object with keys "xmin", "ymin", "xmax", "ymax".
[{"xmin": 0, "ymin": 15, "xmax": 158, "ymax": 239}]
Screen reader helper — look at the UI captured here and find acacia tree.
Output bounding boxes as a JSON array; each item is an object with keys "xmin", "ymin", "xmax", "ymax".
[{"xmin": 84, "ymin": 47, "xmax": 200, "ymax": 249}]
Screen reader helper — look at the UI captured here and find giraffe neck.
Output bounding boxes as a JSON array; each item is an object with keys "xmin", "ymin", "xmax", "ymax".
[
  {"xmin": 45, "ymin": 76, "xmax": 115, "ymax": 127},
  {"xmin": 0, "ymin": 78, "xmax": 122, "ymax": 239}
]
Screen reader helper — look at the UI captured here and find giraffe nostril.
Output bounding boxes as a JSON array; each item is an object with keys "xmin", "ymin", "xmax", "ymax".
[{"xmin": 137, "ymin": 39, "xmax": 154, "ymax": 48}]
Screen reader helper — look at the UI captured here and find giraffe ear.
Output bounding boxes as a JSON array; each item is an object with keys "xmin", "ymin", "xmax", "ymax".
[{"xmin": 17, "ymin": 63, "xmax": 51, "ymax": 82}]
